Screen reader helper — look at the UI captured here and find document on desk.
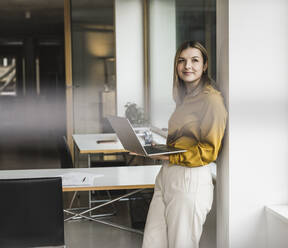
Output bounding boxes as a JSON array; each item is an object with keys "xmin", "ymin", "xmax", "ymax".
[{"xmin": 57, "ymin": 172, "xmax": 104, "ymax": 186}]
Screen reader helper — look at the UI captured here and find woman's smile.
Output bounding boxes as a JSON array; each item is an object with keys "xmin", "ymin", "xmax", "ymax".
[{"xmin": 183, "ymin": 71, "xmax": 193, "ymax": 74}]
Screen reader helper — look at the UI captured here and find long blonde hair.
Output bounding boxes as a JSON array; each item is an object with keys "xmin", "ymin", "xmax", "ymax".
[{"xmin": 173, "ymin": 41, "xmax": 214, "ymax": 106}]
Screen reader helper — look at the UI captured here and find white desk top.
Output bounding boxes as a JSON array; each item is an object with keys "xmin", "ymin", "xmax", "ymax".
[
  {"xmin": 0, "ymin": 165, "xmax": 161, "ymax": 192},
  {"xmin": 73, "ymin": 133, "xmax": 126, "ymax": 154}
]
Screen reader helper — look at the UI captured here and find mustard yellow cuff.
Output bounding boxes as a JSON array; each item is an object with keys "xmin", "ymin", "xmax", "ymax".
[{"xmin": 169, "ymin": 153, "xmax": 180, "ymax": 165}]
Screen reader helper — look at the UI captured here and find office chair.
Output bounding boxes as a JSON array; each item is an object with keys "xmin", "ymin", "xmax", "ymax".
[
  {"xmin": 58, "ymin": 136, "xmax": 73, "ymax": 169},
  {"xmin": 0, "ymin": 177, "xmax": 65, "ymax": 248}
]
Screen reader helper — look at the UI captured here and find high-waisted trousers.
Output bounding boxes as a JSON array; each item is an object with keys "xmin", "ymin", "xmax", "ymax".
[{"xmin": 142, "ymin": 162, "xmax": 214, "ymax": 248}]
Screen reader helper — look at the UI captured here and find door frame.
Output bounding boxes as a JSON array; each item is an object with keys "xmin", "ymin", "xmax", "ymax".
[{"xmin": 64, "ymin": 0, "xmax": 74, "ymax": 158}]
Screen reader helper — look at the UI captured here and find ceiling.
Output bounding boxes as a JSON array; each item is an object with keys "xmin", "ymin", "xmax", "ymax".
[
  {"xmin": 0, "ymin": 0, "xmax": 64, "ymax": 36},
  {"xmin": 0, "ymin": 0, "xmax": 115, "ymax": 37},
  {"xmin": 0, "ymin": 0, "xmax": 211, "ymax": 37}
]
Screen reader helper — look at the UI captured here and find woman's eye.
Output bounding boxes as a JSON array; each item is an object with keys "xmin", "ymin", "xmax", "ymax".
[
  {"xmin": 178, "ymin": 59, "xmax": 185, "ymax": 63},
  {"xmin": 192, "ymin": 59, "xmax": 199, "ymax": 63}
]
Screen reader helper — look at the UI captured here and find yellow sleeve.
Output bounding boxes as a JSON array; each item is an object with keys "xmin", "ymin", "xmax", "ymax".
[{"xmin": 169, "ymin": 94, "xmax": 227, "ymax": 167}]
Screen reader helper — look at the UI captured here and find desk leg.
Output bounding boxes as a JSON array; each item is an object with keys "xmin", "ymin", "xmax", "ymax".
[
  {"xmin": 88, "ymin": 154, "xmax": 91, "ymax": 168},
  {"xmin": 87, "ymin": 154, "xmax": 116, "ymax": 218},
  {"xmin": 74, "ymin": 143, "xmax": 79, "ymax": 168},
  {"xmin": 126, "ymin": 154, "xmax": 137, "ymax": 165},
  {"xmin": 64, "ymin": 209, "xmax": 143, "ymax": 235},
  {"xmin": 88, "ymin": 154, "xmax": 92, "ymax": 216},
  {"xmin": 64, "ymin": 188, "xmax": 144, "ymax": 235}
]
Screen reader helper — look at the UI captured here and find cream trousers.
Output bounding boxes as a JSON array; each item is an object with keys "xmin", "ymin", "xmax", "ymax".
[{"xmin": 142, "ymin": 162, "xmax": 214, "ymax": 248}]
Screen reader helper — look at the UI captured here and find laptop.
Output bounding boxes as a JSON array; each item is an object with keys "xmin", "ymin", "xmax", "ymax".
[{"xmin": 107, "ymin": 116, "xmax": 186, "ymax": 156}]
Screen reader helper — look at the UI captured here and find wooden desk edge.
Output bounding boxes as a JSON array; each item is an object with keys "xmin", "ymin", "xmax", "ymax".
[
  {"xmin": 79, "ymin": 149, "xmax": 128, "ymax": 154},
  {"xmin": 63, "ymin": 184, "xmax": 155, "ymax": 192}
]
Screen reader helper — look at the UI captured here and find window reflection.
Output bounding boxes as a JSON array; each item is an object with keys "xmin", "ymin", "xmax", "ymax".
[
  {"xmin": 71, "ymin": 0, "xmax": 115, "ymax": 134},
  {"xmin": 0, "ymin": 57, "xmax": 17, "ymax": 96},
  {"xmin": 176, "ymin": 0, "xmax": 216, "ymax": 79}
]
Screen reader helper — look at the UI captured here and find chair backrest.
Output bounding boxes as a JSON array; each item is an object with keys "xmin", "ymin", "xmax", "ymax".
[
  {"xmin": 0, "ymin": 177, "xmax": 65, "ymax": 247},
  {"xmin": 58, "ymin": 136, "xmax": 73, "ymax": 168}
]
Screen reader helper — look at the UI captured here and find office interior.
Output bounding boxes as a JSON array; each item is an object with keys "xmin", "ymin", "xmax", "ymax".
[{"xmin": 0, "ymin": 0, "xmax": 288, "ymax": 248}]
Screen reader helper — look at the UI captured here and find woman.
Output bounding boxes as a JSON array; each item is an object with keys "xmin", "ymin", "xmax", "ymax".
[{"xmin": 142, "ymin": 41, "xmax": 227, "ymax": 248}]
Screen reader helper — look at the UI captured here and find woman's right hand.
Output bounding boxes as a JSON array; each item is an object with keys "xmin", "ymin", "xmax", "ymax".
[{"xmin": 129, "ymin": 152, "xmax": 145, "ymax": 157}]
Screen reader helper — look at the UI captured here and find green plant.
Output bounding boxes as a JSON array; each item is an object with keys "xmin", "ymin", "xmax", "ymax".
[{"xmin": 124, "ymin": 102, "xmax": 148, "ymax": 125}]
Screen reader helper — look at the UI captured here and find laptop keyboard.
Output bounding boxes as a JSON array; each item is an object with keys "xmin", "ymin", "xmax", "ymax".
[{"xmin": 143, "ymin": 145, "xmax": 170, "ymax": 154}]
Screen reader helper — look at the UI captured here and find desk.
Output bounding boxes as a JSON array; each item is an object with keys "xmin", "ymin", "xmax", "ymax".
[
  {"xmin": 72, "ymin": 133, "xmax": 126, "ymax": 155},
  {"xmin": 72, "ymin": 131, "xmax": 166, "ymax": 167},
  {"xmin": 0, "ymin": 165, "xmax": 160, "ymax": 191},
  {"xmin": 0, "ymin": 165, "xmax": 161, "ymax": 234},
  {"xmin": 73, "ymin": 133, "xmax": 128, "ymax": 168}
]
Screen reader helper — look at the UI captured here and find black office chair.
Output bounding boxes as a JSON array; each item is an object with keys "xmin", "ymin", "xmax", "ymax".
[
  {"xmin": 58, "ymin": 136, "xmax": 73, "ymax": 169},
  {"xmin": 0, "ymin": 177, "xmax": 65, "ymax": 248}
]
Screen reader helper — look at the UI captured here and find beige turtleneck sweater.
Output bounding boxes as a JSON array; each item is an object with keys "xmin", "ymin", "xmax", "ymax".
[{"xmin": 167, "ymin": 84, "xmax": 227, "ymax": 167}]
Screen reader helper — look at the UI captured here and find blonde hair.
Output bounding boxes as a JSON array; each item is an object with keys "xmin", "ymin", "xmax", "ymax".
[{"xmin": 173, "ymin": 41, "xmax": 213, "ymax": 106}]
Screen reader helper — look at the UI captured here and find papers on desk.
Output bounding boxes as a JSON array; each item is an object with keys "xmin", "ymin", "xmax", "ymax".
[{"xmin": 57, "ymin": 172, "xmax": 104, "ymax": 186}]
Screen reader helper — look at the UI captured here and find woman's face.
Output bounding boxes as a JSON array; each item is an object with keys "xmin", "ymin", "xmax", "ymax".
[{"xmin": 177, "ymin": 47, "xmax": 207, "ymax": 85}]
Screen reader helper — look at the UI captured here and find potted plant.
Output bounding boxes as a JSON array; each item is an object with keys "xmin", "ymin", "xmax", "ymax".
[{"xmin": 124, "ymin": 102, "xmax": 148, "ymax": 126}]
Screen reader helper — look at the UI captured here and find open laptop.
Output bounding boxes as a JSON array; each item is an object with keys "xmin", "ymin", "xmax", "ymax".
[{"xmin": 107, "ymin": 116, "xmax": 186, "ymax": 156}]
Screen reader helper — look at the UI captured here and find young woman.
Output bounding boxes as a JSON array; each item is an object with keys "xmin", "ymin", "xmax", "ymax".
[{"xmin": 142, "ymin": 41, "xmax": 227, "ymax": 248}]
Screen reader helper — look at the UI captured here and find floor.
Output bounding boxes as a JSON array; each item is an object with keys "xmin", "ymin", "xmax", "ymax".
[
  {"xmin": 64, "ymin": 201, "xmax": 143, "ymax": 248},
  {"xmin": 63, "ymin": 192, "xmax": 216, "ymax": 248}
]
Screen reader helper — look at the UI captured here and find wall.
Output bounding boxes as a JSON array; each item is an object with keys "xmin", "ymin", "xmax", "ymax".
[
  {"xmin": 115, "ymin": 0, "xmax": 144, "ymax": 116},
  {"xmin": 217, "ymin": 0, "xmax": 288, "ymax": 247},
  {"xmin": 149, "ymin": 0, "xmax": 176, "ymax": 129}
]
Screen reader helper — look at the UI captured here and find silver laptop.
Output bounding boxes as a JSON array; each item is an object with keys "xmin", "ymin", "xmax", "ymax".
[{"xmin": 107, "ymin": 116, "xmax": 186, "ymax": 156}]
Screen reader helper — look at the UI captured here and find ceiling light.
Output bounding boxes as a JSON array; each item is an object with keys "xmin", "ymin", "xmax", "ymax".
[{"xmin": 25, "ymin": 11, "xmax": 31, "ymax": 19}]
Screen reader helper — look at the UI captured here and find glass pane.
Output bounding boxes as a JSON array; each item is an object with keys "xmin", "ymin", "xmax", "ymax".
[
  {"xmin": 148, "ymin": 0, "xmax": 216, "ymax": 128},
  {"xmin": 148, "ymin": 0, "xmax": 176, "ymax": 128},
  {"xmin": 176, "ymin": 0, "xmax": 216, "ymax": 79},
  {"xmin": 71, "ymin": 0, "xmax": 115, "ymax": 134}
]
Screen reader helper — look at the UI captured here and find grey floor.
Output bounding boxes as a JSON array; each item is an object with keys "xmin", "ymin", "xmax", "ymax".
[{"xmin": 64, "ymin": 201, "xmax": 143, "ymax": 248}]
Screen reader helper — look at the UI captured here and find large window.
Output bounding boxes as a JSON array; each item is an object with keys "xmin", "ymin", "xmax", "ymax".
[
  {"xmin": 176, "ymin": 0, "xmax": 216, "ymax": 79},
  {"xmin": 148, "ymin": 0, "xmax": 216, "ymax": 128},
  {"xmin": 71, "ymin": 0, "xmax": 115, "ymax": 134}
]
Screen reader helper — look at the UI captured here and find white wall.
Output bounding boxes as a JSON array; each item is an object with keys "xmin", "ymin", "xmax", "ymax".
[
  {"xmin": 115, "ymin": 0, "xmax": 144, "ymax": 116},
  {"xmin": 217, "ymin": 0, "xmax": 288, "ymax": 247},
  {"xmin": 149, "ymin": 0, "xmax": 176, "ymax": 128}
]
